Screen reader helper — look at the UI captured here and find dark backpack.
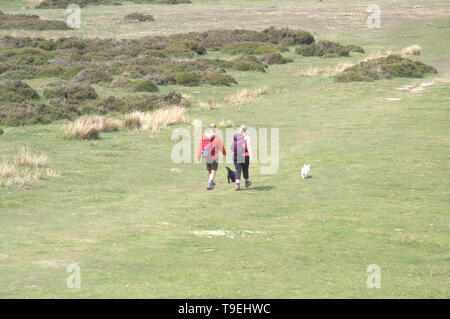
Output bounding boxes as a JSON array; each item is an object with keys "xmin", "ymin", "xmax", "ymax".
[{"xmin": 232, "ymin": 133, "xmax": 247, "ymax": 156}]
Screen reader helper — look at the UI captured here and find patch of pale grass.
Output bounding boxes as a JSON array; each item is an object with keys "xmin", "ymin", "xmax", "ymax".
[
  {"xmin": 14, "ymin": 147, "xmax": 48, "ymax": 168},
  {"xmin": 361, "ymin": 50, "xmax": 402, "ymax": 62},
  {"xmin": 254, "ymin": 86, "xmax": 269, "ymax": 97},
  {"xmin": 125, "ymin": 106, "xmax": 187, "ymax": 132},
  {"xmin": 223, "ymin": 87, "xmax": 269, "ymax": 105},
  {"xmin": 217, "ymin": 119, "xmax": 234, "ymax": 128},
  {"xmin": 0, "ymin": 163, "xmax": 38, "ymax": 187},
  {"xmin": 401, "ymin": 44, "xmax": 421, "ymax": 56},
  {"xmin": 296, "ymin": 63, "xmax": 355, "ymax": 77},
  {"xmin": 0, "ymin": 155, "xmax": 58, "ymax": 187},
  {"xmin": 275, "ymin": 88, "xmax": 289, "ymax": 94},
  {"xmin": 199, "ymin": 97, "xmax": 222, "ymax": 111}
]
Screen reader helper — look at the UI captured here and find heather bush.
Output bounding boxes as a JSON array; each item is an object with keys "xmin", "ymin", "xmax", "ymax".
[
  {"xmin": 72, "ymin": 69, "xmax": 113, "ymax": 84},
  {"xmin": 175, "ymin": 72, "xmax": 201, "ymax": 86},
  {"xmin": 232, "ymin": 55, "xmax": 267, "ymax": 72},
  {"xmin": 124, "ymin": 12, "xmax": 155, "ymax": 22},
  {"xmin": 43, "ymin": 84, "xmax": 98, "ymax": 100},
  {"xmin": 0, "ymin": 80, "xmax": 39, "ymax": 103},
  {"xmin": 259, "ymin": 53, "xmax": 293, "ymax": 65},
  {"xmin": 0, "ymin": 12, "xmax": 69, "ymax": 30},
  {"xmin": 335, "ymin": 54, "xmax": 437, "ymax": 82},
  {"xmin": 133, "ymin": 79, "xmax": 159, "ymax": 92},
  {"xmin": 221, "ymin": 42, "xmax": 279, "ymax": 55},
  {"xmin": 296, "ymin": 41, "xmax": 352, "ymax": 58}
]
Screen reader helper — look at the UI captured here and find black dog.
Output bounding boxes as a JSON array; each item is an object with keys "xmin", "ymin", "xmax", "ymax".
[{"xmin": 225, "ymin": 166, "xmax": 236, "ymax": 183}]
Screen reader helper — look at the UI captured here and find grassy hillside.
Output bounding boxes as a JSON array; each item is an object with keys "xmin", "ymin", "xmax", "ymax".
[{"xmin": 0, "ymin": 0, "xmax": 449, "ymax": 298}]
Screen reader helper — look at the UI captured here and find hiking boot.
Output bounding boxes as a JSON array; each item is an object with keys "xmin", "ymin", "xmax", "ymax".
[
  {"xmin": 212, "ymin": 181, "xmax": 216, "ymax": 186},
  {"xmin": 206, "ymin": 181, "xmax": 214, "ymax": 190},
  {"xmin": 235, "ymin": 183, "xmax": 240, "ymax": 191},
  {"xmin": 245, "ymin": 180, "xmax": 252, "ymax": 188}
]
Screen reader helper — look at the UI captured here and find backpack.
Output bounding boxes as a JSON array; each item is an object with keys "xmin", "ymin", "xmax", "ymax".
[
  {"xmin": 232, "ymin": 133, "xmax": 247, "ymax": 156},
  {"xmin": 201, "ymin": 134, "xmax": 216, "ymax": 159}
]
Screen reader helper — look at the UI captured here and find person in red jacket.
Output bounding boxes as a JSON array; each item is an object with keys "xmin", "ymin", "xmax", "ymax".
[{"xmin": 197, "ymin": 123, "xmax": 226, "ymax": 190}]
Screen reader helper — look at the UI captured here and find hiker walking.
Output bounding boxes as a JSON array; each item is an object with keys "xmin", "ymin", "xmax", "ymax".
[
  {"xmin": 232, "ymin": 125, "xmax": 252, "ymax": 191},
  {"xmin": 197, "ymin": 123, "xmax": 226, "ymax": 190}
]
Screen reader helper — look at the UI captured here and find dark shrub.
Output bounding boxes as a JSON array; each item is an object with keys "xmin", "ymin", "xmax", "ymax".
[
  {"xmin": 0, "ymin": 80, "xmax": 39, "ymax": 103},
  {"xmin": 60, "ymin": 64, "xmax": 86, "ymax": 80},
  {"xmin": 171, "ymin": 27, "xmax": 314, "ymax": 51},
  {"xmin": 36, "ymin": 65, "xmax": 65, "ymax": 77},
  {"xmin": 203, "ymin": 73, "xmax": 238, "ymax": 86},
  {"xmin": 335, "ymin": 54, "xmax": 438, "ymax": 82},
  {"xmin": 232, "ymin": 55, "xmax": 266, "ymax": 72},
  {"xmin": 43, "ymin": 84, "xmax": 98, "ymax": 100},
  {"xmin": 345, "ymin": 44, "xmax": 365, "ymax": 54},
  {"xmin": 111, "ymin": 77, "xmax": 133, "ymax": 88},
  {"xmin": 261, "ymin": 27, "xmax": 315, "ymax": 46},
  {"xmin": 0, "ymin": 47, "xmax": 54, "ymax": 61},
  {"xmin": 164, "ymin": 40, "xmax": 206, "ymax": 57},
  {"xmin": 0, "ymin": 12, "xmax": 69, "ymax": 30},
  {"xmin": 46, "ymin": 98, "xmax": 81, "ymax": 121},
  {"xmin": 116, "ymin": 65, "xmax": 145, "ymax": 78},
  {"xmin": 221, "ymin": 42, "xmax": 279, "ymax": 55},
  {"xmin": 133, "ymin": 79, "xmax": 159, "ymax": 92},
  {"xmin": 259, "ymin": 53, "xmax": 293, "ymax": 65},
  {"xmin": 124, "ymin": 12, "xmax": 155, "ymax": 22},
  {"xmin": 296, "ymin": 41, "xmax": 353, "ymax": 57},
  {"xmin": 196, "ymin": 58, "xmax": 235, "ymax": 70},
  {"xmin": 0, "ymin": 102, "xmax": 51, "ymax": 126},
  {"xmin": 175, "ymin": 72, "xmax": 201, "ymax": 86},
  {"xmin": 80, "ymin": 96, "xmax": 123, "ymax": 114},
  {"xmin": 7, "ymin": 53, "xmax": 50, "ymax": 65},
  {"xmin": 72, "ymin": 69, "xmax": 113, "ymax": 84},
  {"xmin": 0, "ymin": 127, "xmax": 3, "ymax": 135}
]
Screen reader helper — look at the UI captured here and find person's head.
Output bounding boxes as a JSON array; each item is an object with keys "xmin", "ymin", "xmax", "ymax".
[
  {"xmin": 239, "ymin": 124, "xmax": 247, "ymax": 134},
  {"xmin": 209, "ymin": 123, "xmax": 216, "ymax": 134}
]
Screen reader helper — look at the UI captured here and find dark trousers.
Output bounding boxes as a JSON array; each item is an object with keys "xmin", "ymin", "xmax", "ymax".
[{"xmin": 233, "ymin": 155, "xmax": 250, "ymax": 181}]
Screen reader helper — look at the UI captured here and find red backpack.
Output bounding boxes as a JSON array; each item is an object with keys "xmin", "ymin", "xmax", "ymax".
[{"xmin": 201, "ymin": 135, "xmax": 216, "ymax": 158}]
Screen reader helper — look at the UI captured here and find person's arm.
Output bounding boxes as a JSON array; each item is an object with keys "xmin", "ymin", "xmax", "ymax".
[
  {"xmin": 246, "ymin": 135, "xmax": 252, "ymax": 162},
  {"xmin": 218, "ymin": 137, "xmax": 226, "ymax": 155}
]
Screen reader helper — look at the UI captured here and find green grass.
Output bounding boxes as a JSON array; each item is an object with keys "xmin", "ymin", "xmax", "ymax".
[{"xmin": 0, "ymin": 0, "xmax": 449, "ymax": 298}]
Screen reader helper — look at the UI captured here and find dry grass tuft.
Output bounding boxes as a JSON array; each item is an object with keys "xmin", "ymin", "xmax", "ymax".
[
  {"xmin": 275, "ymin": 88, "xmax": 289, "ymax": 94},
  {"xmin": 217, "ymin": 119, "xmax": 234, "ymax": 128},
  {"xmin": 147, "ymin": 106, "xmax": 187, "ymax": 132},
  {"xmin": 63, "ymin": 116, "xmax": 104, "ymax": 140},
  {"xmin": 401, "ymin": 44, "xmax": 421, "ymax": 56},
  {"xmin": 14, "ymin": 147, "xmax": 48, "ymax": 168},
  {"xmin": 0, "ymin": 162, "xmax": 38, "ymax": 187},
  {"xmin": 63, "ymin": 115, "xmax": 121, "ymax": 139},
  {"xmin": 124, "ymin": 106, "xmax": 187, "ymax": 132},
  {"xmin": 199, "ymin": 97, "xmax": 222, "ymax": 111},
  {"xmin": 223, "ymin": 87, "xmax": 269, "ymax": 105},
  {"xmin": 296, "ymin": 62, "xmax": 355, "ymax": 77},
  {"xmin": 124, "ymin": 111, "xmax": 143, "ymax": 130},
  {"xmin": 103, "ymin": 118, "xmax": 122, "ymax": 132},
  {"xmin": 180, "ymin": 94, "xmax": 193, "ymax": 107},
  {"xmin": 361, "ymin": 50, "xmax": 402, "ymax": 62}
]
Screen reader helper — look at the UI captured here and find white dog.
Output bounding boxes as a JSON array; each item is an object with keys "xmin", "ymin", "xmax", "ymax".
[{"xmin": 301, "ymin": 164, "xmax": 310, "ymax": 179}]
